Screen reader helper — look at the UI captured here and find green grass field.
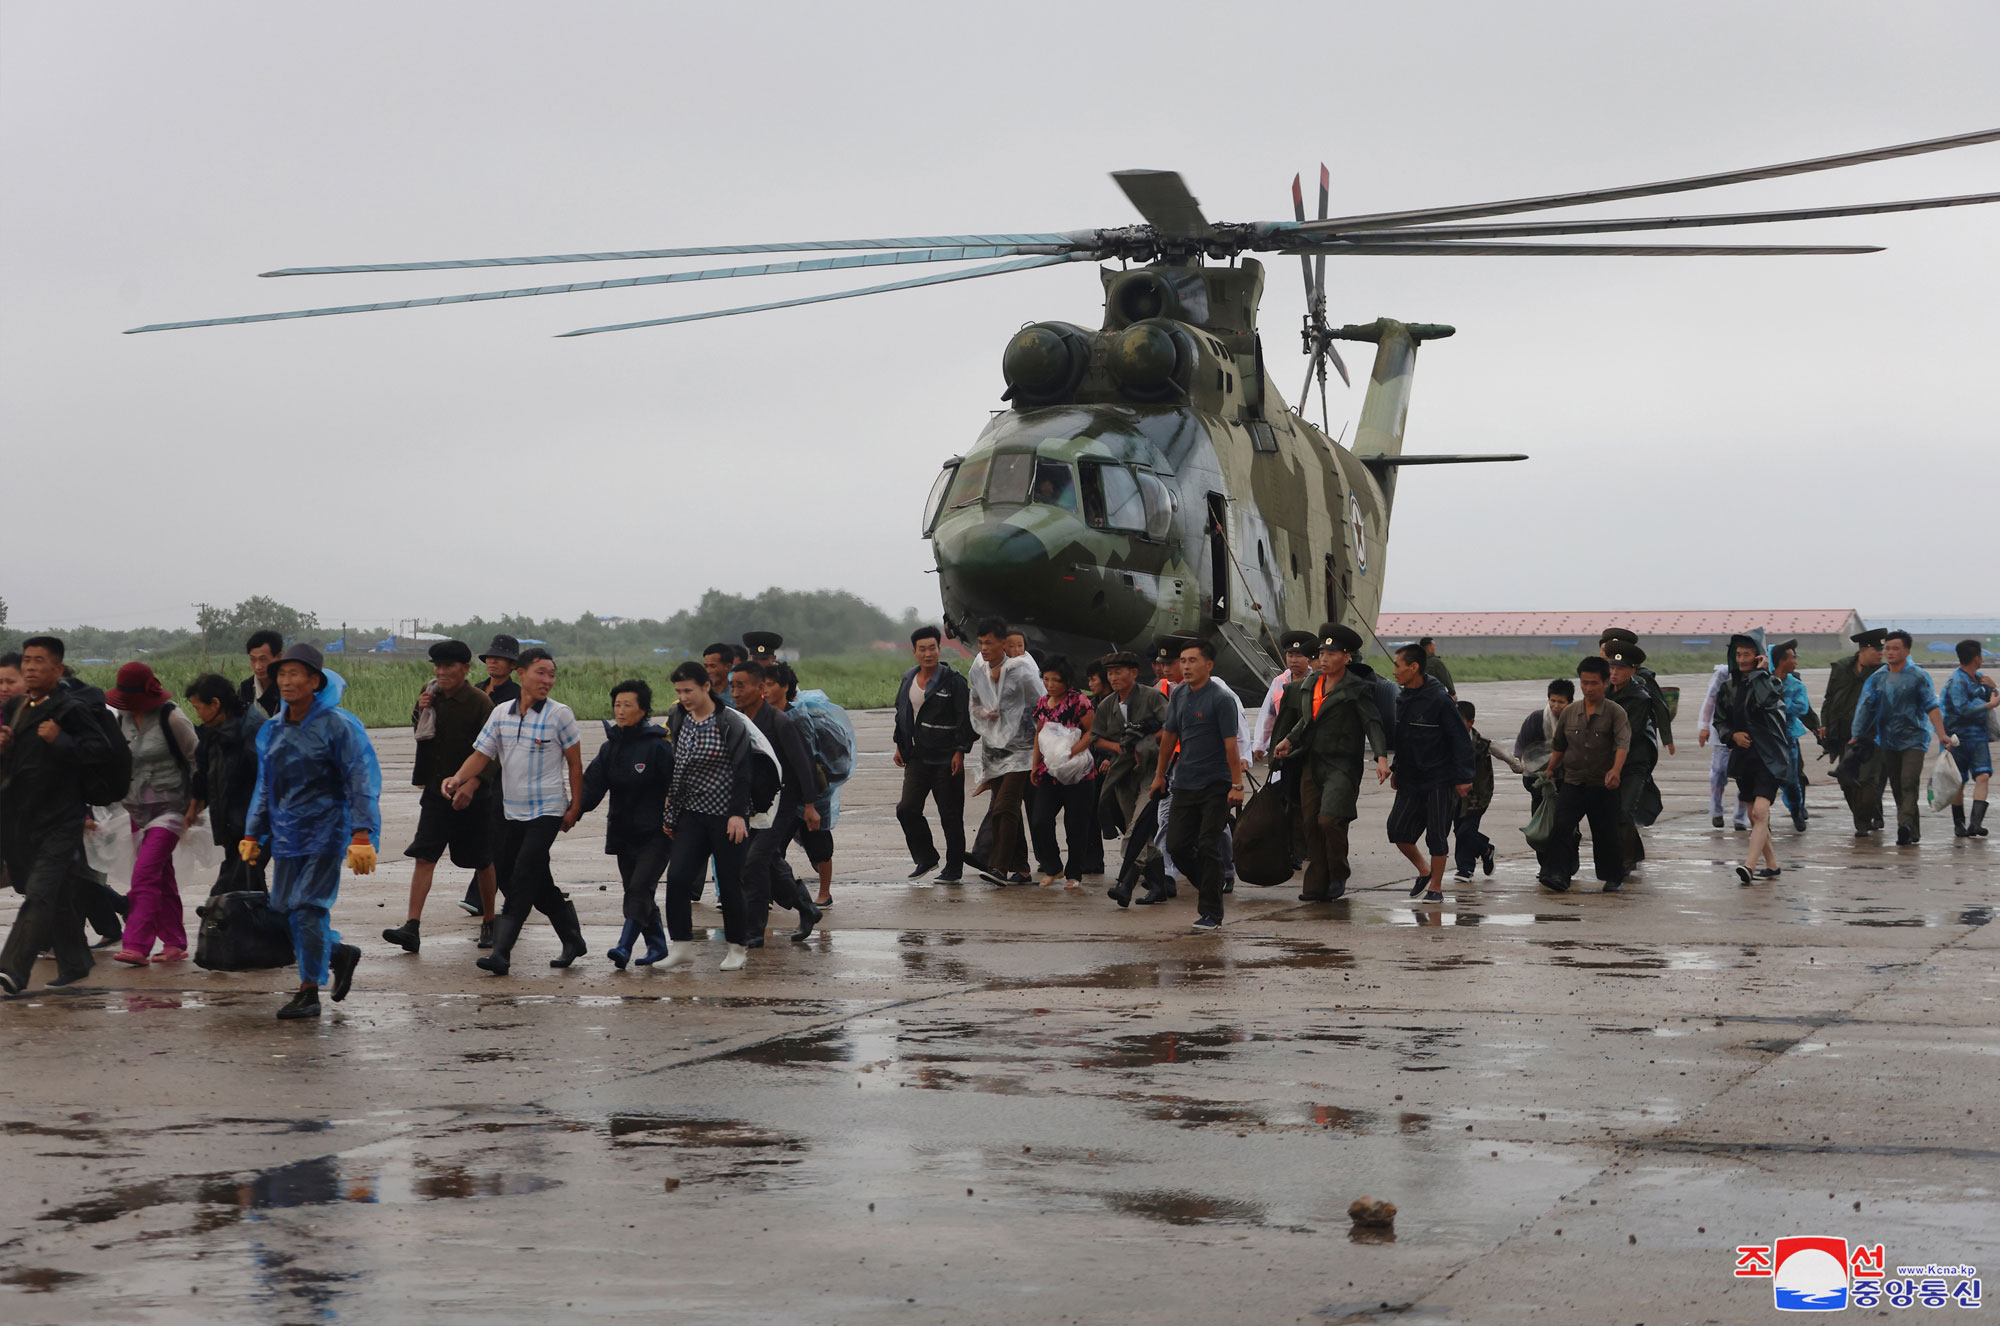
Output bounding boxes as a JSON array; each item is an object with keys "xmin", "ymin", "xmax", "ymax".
[{"xmin": 69, "ymin": 654, "xmax": 914, "ymax": 729}]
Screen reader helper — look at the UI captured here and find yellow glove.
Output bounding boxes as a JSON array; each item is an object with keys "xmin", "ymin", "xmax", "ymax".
[
  {"xmin": 347, "ymin": 842, "xmax": 377, "ymax": 875},
  {"xmin": 238, "ymin": 838, "xmax": 261, "ymax": 863}
]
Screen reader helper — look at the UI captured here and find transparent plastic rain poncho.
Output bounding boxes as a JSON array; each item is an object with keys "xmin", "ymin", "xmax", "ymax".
[
  {"xmin": 244, "ymin": 668, "xmax": 382, "ymax": 864},
  {"xmin": 792, "ymin": 689, "xmax": 857, "ymax": 828}
]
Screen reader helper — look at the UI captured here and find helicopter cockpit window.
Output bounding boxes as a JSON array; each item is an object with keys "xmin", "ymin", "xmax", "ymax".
[
  {"xmin": 944, "ymin": 454, "xmax": 991, "ymax": 511},
  {"xmin": 923, "ymin": 463, "xmax": 958, "ymax": 535},
  {"xmin": 986, "ymin": 452, "xmax": 1034, "ymax": 506},
  {"xmin": 1134, "ymin": 469, "xmax": 1175, "ymax": 540},
  {"xmin": 1031, "ymin": 460, "xmax": 1079, "ymax": 513},
  {"xmin": 1080, "ymin": 461, "xmax": 1146, "ymax": 534}
]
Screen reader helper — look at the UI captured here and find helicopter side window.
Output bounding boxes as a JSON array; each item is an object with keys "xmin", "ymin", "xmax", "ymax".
[
  {"xmin": 1080, "ymin": 461, "xmax": 1146, "ymax": 533},
  {"xmin": 1031, "ymin": 460, "xmax": 1079, "ymax": 513},
  {"xmin": 923, "ymin": 463, "xmax": 958, "ymax": 534},
  {"xmin": 944, "ymin": 454, "xmax": 991, "ymax": 510},
  {"xmin": 986, "ymin": 452, "xmax": 1034, "ymax": 506},
  {"xmin": 1135, "ymin": 469, "xmax": 1175, "ymax": 540}
]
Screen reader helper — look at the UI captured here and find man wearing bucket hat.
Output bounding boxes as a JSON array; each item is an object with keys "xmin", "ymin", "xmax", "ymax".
[
  {"xmin": 457, "ymin": 635, "xmax": 522, "ymax": 919},
  {"xmin": 104, "ymin": 662, "xmax": 202, "ymax": 967},
  {"xmin": 385, "ymin": 640, "xmax": 496, "ymax": 955},
  {"xmin": 241, "ymin": 643, "xmax": 376, "ymax": 1020}
]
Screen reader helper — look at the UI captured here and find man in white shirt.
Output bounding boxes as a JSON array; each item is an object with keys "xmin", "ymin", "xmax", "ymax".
[
  {"xmin": 968, "ymin": 618, "xmax": 1044, "ymax": 885},
  {"xmin": 443, "ymin": 648, "xmax": 586, "ymax": 976}
]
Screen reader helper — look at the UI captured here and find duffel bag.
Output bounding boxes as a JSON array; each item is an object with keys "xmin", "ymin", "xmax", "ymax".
[
  {"xmin": 194, "ymin": 890, "xmax": 295, "ymax": 972},
  {"xmin": 1231, "ymin": 779, "xmax": 1295, "ymax": 886}
]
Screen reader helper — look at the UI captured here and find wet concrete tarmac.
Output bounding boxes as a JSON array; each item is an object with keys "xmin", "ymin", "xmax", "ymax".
[{"xmin": 2, "ymin": 673, "xmax": 1995, "ymax": 1323}]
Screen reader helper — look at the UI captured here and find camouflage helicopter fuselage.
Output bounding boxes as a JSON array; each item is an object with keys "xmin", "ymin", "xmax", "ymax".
[{"xmin": 927, "ymin": 257, "xmax": 1451, "ymax": 702}]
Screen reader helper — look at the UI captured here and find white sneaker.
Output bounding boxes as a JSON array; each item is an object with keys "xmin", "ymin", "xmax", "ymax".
[
  {"xmin": 657, "ymin": 942, "xmax": 694, "ymax": 970},
  {"xmin": 719, "ymin": 944, "xmax": 748, "ymax": 972}
]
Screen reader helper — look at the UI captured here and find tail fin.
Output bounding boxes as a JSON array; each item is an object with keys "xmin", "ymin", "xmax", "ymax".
[{"xmin": 1337, "ymin": 318, "xmax": 1454, "ymax": 511}]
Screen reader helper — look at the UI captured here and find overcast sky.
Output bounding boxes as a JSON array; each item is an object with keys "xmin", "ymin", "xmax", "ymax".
[{"xmin": 3, "ymin": 1, "xmax": 1996, "ymax": 634}]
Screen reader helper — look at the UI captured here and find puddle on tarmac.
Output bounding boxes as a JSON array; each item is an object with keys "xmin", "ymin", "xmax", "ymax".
[
  {"xmin": 1, "ymin": 1267, "xmax": 87, "ymax": 1293},
  {"xmin": 41, "ymin": 1154, "xmax": 558, "ymax": 1230},
  {"xmin": 1102, "ymin": 1189, "xmax": 1267, "ymax": 1226}
]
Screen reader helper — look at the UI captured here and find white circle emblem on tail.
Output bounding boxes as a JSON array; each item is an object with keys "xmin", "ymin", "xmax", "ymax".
[{"xmin": 1350, "ymin": 494, "xmax": 1367, "ymax": 575}]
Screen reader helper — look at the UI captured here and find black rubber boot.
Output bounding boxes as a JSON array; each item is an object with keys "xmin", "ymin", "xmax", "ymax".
[
  {"xmin": 382, "ymin": 918, "xmax": 420, "ymax": 953},
  {"xmin": 277, "ymin": 988, "xmax": 322, "ymax": 1020},
  {"xmin": 549, "ymin": 898, "xmax": 588, "ymax": 968},
  {"xmin": 477, "ymin": 917, "xmax": 495, "ymax": 949},
  {"xmin": 791, "ymin": 890, "xmax": 823, "ymax": 943},
  {"xmin": 1971, "ymin": 801, "xmax": 1990, "ymax": 838},
  {"xmin": 1953, "ymin": 805, "xmax": 1969, "ymax": 838},
  {"xmin": 476, "ymin": 913, "xmax": 524, "ymax": 976},
  {"xmin": 330, "ymin": 943, "xmax": 360, "ymax": 1001}
]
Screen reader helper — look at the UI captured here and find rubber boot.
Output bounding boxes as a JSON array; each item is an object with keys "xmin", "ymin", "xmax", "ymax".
[
  {"xmin": 634, "ymin": 910, "xmax": 670, "ymax": 965},
  {"xmin": 475, "ymin": 913, "xmax": 524, "ymax": 976},
  {"xmin": 1953, "ymin": 804, "xmax": 1970, "ymax": 838},
  {"xmin": 549, "ymin": 898, "xmax": 588, "ymax": 968},
  {"xmin": 790, "ymin": 888, "xmax": 823, "ymax": 943},
  {"xmin": 1134, "ymin": 859, "xmax": 1169, "ymax": 906},
  {"xmin": 1971, "ymin": 801, "xmax": 1990, "ymax": 838},
  {"xmin": 1106, "ymin": 856, "xmax": 1141, "ymax": 908},
  {"xmin": 382, "ymin": 917, "xmax": 421, "ymax": 953},
  {"xmin": 607, "ymin": 918, "xmax": 640, "ymax": 970}
]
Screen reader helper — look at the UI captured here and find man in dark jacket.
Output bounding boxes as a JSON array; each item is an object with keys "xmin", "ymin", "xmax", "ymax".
[
  {"xmin": 1821, "ymin": 627, "xmax": 1887, "ymax": 835},
  {"xmin": 0, "ymin": 636, "xmax": 115, "ymax": 993},
  {"xmin": 892, "ymin": 625, "xmax": 974, "ymax": 882},
  {"xmin": 1606, "ymin": 644, "xmax": 1667, "ymax": 871},
  {"xmin": 1271, "ymin": 624, "xmax": 1389, "ymax": 902},
  {"xmin": 1714, "ymin": 634, "xmax": 1795, "ymax": 880},
  {"xmin": 1387, "ymin": 643, "xmax": 1475, "ymax": 904},
  {"xmin": 1091, "ymin": 651, "xmax": 1172, "ymax": 906},
  {"xmin": 731, "ymin": 659, "xmax": 825, "ymax": 944},
  {"xmin": 238, "ymin": 629, "xmax": 283, "ymax": 717},
  {"xmin": 387, "ymin": 641, "xmax": 496, "ymax": 954},
  {"xmin": 1420, "ymin": 637, "xmax": 1456, "ymax": 696},
  {"xmin": 1543, "ymin": 656, "xmax": 1631, "ymax": 893},
  {"xmin": 185, "ymin": 673, "xmax": 268, "ymax": 895}
]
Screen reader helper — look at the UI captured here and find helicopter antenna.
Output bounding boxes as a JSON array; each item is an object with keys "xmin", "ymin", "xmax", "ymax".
[{"xmin": 1292, "ymin": 164, "xmax": 1350, "ymax": 426}]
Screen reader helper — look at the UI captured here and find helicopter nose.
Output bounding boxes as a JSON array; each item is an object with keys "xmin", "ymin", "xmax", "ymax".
[{"xmin": 940, "ymin": 520, "xmax": 1056, "ymax": 600}]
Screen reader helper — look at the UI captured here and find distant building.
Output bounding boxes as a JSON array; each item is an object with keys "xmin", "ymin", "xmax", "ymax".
[{"xmin": 1374, "ymin": 609, "xmax": 1867, "ymax": 658}]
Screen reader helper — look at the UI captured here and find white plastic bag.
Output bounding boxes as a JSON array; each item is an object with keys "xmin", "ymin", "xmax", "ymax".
[
  {"xmin": 1988, "ymin": 702, "xmax": 2000, "ymax": 742},
  {"xmin": 1037, "ymin": 722, "xmax": 1095, "ymax": 786},
  {"xmin": 1928, "ymin": 749, "xmax": 1963, "ymax": 812},
  {"xmin": 83, "ymin": 805, "xmax": 134, "ymax": 880}
]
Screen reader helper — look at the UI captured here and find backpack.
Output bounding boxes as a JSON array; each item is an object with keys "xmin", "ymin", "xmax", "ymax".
[
  {"xmin": 791, "ymin": 691, "xmax": 856, "ymax": 792},
  {"xmin": 75, "ymin": 701, "xmax": 136, "ymax": 807}
]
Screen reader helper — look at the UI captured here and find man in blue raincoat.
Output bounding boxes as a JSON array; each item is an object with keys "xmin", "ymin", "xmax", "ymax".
[
  {"xmin": 241, "ymin": 643, "xmax": 379, "ymax": 1020},
  {"xmin": 1849, "ymin": 630, "xmax": 1951, "ymax": 846}
]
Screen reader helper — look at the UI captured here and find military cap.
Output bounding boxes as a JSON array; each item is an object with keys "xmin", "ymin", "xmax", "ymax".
[
  {"xmin": 1151, "ymin": 635, "xmax": 1197, "ymax": 664},
  {"xmin": 1607, "ymin": 644, "xmax": 1647, "ymax": 669},
  {"xmin": 1318, "ymin": 623, "xmax": 1364, "ymax": 655},
  {"xmin": 742, "ymin": 630, "xmax": 784, "ymax": 662},
  {"xmin": 1599, "ymin": 627, "xmax": 1639, "ymax": 647},
  {"xmin": 1278, "ymin": 630, "xmax": 1318, "ymax": 657},
  {"xmin": 1851, "ymin": 627, "xmax": 1888, "ymax": 647},
  {"xmin": 428, "ymin": 639, "xmax": 473, "ymax": 666},
  {"xmin": 1103, "ymin": 650, "xmax": 1144, "ymax": 671}
]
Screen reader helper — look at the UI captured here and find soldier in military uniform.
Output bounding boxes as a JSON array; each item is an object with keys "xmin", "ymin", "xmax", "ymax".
[
  {"xmin": 1599, "ymin": 628, "xmax": 1676, "ymax": 756},
  {"xmin": 1820, "ymin": 628, "xmax": 1887, "ymax": 836},
  {"xmin": 1089, "ymin": 651, "xmax": 1169, "ymax": 907},
  {"xmin": 1605, "ymin": 644, "xmax": 1669, "ymax": 870},
  {"xmin": 1270, "ymin": 624, "xmax": 1389, "ymax": 902}
]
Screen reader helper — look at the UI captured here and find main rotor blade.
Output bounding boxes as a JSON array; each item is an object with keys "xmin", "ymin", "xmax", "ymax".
[
  {"xmin": 1296, "ymin": 126, "xmax": 2000, "ymax": 232},
  {"xmin": 1326, "ymin": 340, "xmax": 1350, "ymax": 389},
  {"xmin": 1327, "ymin": 190, "xmax": 2000, "ymax": 241},
  {"xmin": 1278, "ymin": 241, "xmax": 1884, "ymax": 257},
  {"xmin": 1299, "ymin": 354, "xmax": 1318, "ymax": 416},
  {"xmin": 557, "ymin": 252, "xmax": 1087, "ymax": 338},
  {"xmin": 1112, "ymin": 169, "xmax": 1212, "ymax": 238},
  {"xmin": 125, "ymin": 246, "xmax": 1058, "ymax": 334},
  {"xmin": 258, "ymin": 233, "xmax": 1079, "ymax": 277}
]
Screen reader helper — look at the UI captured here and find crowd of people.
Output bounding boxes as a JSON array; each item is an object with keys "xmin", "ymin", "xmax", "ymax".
[{"xmin": 0, "ymin": 618, "xmax": 1991, "ymax": 1013}]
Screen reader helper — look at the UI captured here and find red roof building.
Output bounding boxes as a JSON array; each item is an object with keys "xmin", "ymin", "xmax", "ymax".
[{"xmin": 1374, "ymin": 610, "xmax": 1866, "ymax": 656}]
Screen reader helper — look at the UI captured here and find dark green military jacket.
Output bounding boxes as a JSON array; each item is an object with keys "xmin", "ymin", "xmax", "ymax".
[
  {"xmin": 1273, "ymin": 669, "xmax": 1388, "ymax": 769},
  {"xmin": 1820, "ymin": 653, "xmax": 1882, "ymax": 748},
  {"xmin": 1092, "ymin": 684, "xmax": 1169, "ymax": 832},
  {"xmin": 1608, "ymin": 679, "xmax": 1664, "ymax": 774},
  {"xmin": 1635, "ymin": 665, "xmax": 1675, "ymax": 749},
  {"xmin": 1424, "ymin": 655, "xmax": 1456, "ymax": 696}
]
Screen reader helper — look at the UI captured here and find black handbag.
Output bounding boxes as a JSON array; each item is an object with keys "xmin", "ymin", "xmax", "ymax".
[
  {"xmin": 1231, "ymin": 776, "xmax": 1295, "ymax": 886},
  {"xmin": 194, "ymin": 890, "xmax": 295, "ymax": 972}
]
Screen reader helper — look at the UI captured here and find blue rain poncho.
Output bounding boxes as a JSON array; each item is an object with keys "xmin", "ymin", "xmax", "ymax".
[
  {"xmin": 1851, "ymin": 663, "xmax": 1941, "ymax": 754},
  {"xmin": 244, "ymin": 668, "xmax": 382, "ymax": 863}
]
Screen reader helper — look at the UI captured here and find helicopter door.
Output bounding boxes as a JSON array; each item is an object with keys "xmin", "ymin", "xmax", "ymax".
[{"xmin": 1207, "ymin": 494, "xmax": 1230, "ymax": 623}]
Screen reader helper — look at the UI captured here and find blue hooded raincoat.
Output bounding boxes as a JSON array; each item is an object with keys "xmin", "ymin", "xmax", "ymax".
[{"xmin": 245, "ymin": 668, "xmax": 382, "ymax": 889}]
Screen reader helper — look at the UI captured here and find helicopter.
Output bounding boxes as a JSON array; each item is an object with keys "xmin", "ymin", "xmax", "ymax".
[{"xmin": 130, "ymin": 127, "xmax": 2000, "ymax": 701}]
